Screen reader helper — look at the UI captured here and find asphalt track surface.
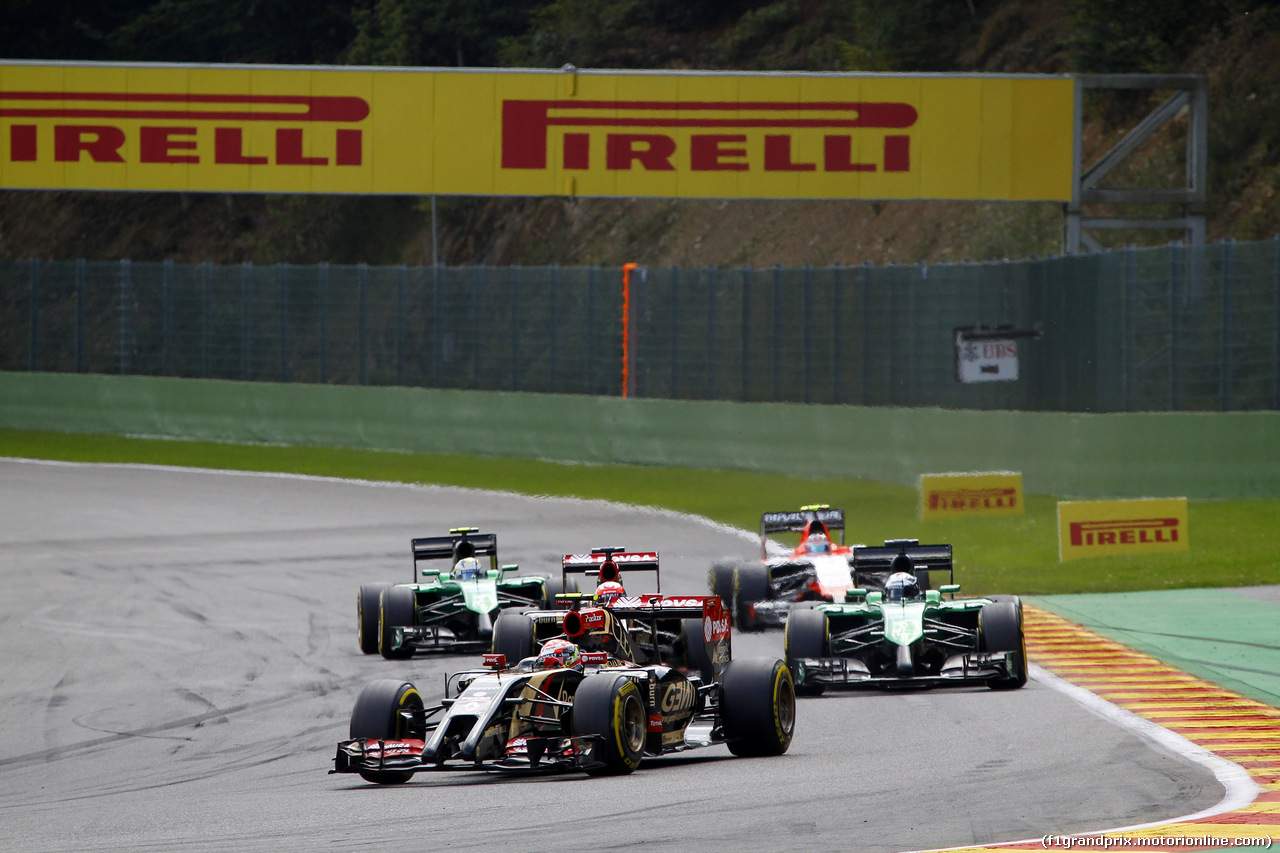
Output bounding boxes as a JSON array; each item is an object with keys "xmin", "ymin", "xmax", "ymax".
[{"xmin": 0, "ymin": 460, "xmax": 1226, "ymax": 853}]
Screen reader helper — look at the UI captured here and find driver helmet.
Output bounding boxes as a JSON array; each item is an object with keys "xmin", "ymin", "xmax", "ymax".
[
  {"xmin": 593, "ymin": 580, "xmax": 626, "ymax": 606},
  {"xmin": 885, "ymin": 571, "xmax": 922, "ymax": 602},
  {"xmin": 536, "ymin": 638, "xmax": 583, "ymax": 671},
  {"xmin": 805, "ymin": 532, "xmax": 831, "ymax": 554},
  {"xmin": 451, "ymin": 557, "xmax": 485, "ymax": 581}
]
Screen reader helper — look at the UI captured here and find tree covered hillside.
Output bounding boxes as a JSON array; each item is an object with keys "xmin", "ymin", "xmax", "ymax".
[{"xmin": 2, "ymin": 0, "xmax": 1278, "ymax": 266}]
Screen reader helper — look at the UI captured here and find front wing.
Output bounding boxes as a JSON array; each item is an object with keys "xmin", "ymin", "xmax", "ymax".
[
  {"xmin": 332, "ymin": 734, "xmax": 609, "ymax": 776},
  {"xmin": 792, "ymin": 651, "xmax": 1020, "ymax": 689}
]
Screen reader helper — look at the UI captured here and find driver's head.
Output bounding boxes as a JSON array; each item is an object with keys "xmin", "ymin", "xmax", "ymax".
[
  {"xmin": 593, "ymin": 580, "xmax": 626, "ymax": 606},
  {"xmin": 536, "ymin": 638, "xmax": 583, "ymax": 671},
  {"xmin": 805, "ymin": 532, "xmax": 830, "ymax": 554},
  {"xmin": 451, "ymin": 557, "xmax": 484, "ymax": 581},
  {"xmin": 885, "ymin": 571, "xmax": 921, "ymax": 602}
]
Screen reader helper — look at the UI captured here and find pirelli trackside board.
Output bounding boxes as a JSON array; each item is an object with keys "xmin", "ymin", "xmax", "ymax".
[{"xmin": 0, "ymin": 62, "xmax": 1074, "ymax": 200}]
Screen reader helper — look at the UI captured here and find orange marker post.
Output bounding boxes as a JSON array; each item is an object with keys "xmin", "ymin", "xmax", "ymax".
[{"xmin": 621, "ymin": 263, "xmax": 637, "ymax": 398}]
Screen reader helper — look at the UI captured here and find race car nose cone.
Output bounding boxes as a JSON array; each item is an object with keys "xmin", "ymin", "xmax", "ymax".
[{"xmin": 896, "ymin": 644, "xmax": 913, "ymax": 678}]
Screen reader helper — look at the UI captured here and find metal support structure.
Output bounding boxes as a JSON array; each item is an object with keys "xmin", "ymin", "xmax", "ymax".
[{"xmin": 1066, "ymin": 74, "xmax": 1208, "ymax": 254}]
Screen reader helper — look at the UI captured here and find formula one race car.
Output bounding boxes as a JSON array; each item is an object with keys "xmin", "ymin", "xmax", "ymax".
[
  {"xmin": 783, "ymin": 538, "xmax": 1026, "ymax": 695},
  {"xmin": 357, "ymin": 527, "xmax": 572, "ymax": 659},
  {"xmin": 331, "ymin": 590, "xmax": 795, "ymax": 780},
  {"xmin": 709, "ymin": 505, "xmax": 893, "ymax": 632},
  {"xmin": 491, "ymin": 547, "xmax": 717, "ymax": 682}
]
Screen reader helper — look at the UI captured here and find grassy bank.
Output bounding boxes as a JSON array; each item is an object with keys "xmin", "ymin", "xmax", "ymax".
[{"xmin": 2, "ymin": 428, "xmax": 1275, "ymax": 595}]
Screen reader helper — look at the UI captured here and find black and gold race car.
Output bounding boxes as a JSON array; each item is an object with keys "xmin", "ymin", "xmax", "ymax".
[{"xmin": 332, "ymin": 568, "xmax": 794, "ymax": 780}]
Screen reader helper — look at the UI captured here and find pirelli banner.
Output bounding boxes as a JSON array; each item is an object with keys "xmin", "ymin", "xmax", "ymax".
[
  {"xmin": 920, "ymin": 471, "xmax": 1023, "ymax": 520},
  {"xmin": 1057, "ymin": 498, "xmax": 1190, "ymax": 562},
  {"xmin": 0, "ymin": 62, "xmax": 1075, "ymax": 200}
]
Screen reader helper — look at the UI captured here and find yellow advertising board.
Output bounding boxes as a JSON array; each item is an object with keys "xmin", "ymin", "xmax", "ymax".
[
  {"xmin": 0, "ymin": 62, "xmax": 1075, "ymax": 200},
  {"xmin": 919, "ymin": 471, "xmax": 1023, "ymax": 520},
  {"xmin": 1057, "ymin": 498, "xmax": 1189, "ymax": 562}
]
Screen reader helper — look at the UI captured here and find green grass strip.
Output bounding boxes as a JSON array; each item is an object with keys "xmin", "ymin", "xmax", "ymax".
[{"xmin": 2, "ymin": 428, "xmax": 1276, "ymax": 596}]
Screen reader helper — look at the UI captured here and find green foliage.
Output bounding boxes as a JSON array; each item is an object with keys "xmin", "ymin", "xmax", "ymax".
[
  {"xmin": 1065, "ymin": 0, "xmax": 1228, "ymax": 73},
  {"xmin": 963, "ymin": 203, "xmax": 1064, "ymax": 261},
  {"xmin": 3, "ymin": 428, "xmax": 1276, "ymax": 596},
  {"xmin": 0, "ymin": 0, "xmax": 151, "ymax": 60},
  {"xmin": 346, "ymin": 0, "xmax": 540, "ymax": 66},
  {"xmin": 248, "ymin": 196, "xmax": 422, "ymax": 264},
  {"xmin": 838, "ymin": 0, "xmax": 984, "ymax": 71},
  {"xmin": 104, "ymin": 0, "xmax": 357, "ymax": 64}
]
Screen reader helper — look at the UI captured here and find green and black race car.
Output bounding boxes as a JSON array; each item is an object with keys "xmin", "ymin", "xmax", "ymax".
[
  {"xmin": 784, "ymin": 538, "xmax": 1027, "ymax": 695},
  {"xmin": 357, "ymin": 527, "xmax": 570, "ymax": 659}
]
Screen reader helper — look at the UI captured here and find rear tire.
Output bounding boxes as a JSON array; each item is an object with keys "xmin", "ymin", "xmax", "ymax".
[
  {"xmin": 719, "ymin": 657, "xmax": 795, "ymax": 757},
  {"xmin": 733, "ymin": 563, "xmax": 771, "ymax": 632},
  {"xmin": 491, "ymin": 610, "xmax": 537, "ymax": 664},
  {"xmin": 708, "ymin": 561, "xmax": 738, "ymax": 607},
  {"xmin": 979, "ymin": 600, "xmax": 1027, "ymax": 689},
  {"xmin": 541, "ymin": 574, "xmax": 579, "ymax": 608},
  {"xmin": 358, "ymin": 582, "xmax": 390, "ymax": 654},
  {"xmin": 378, "ymin": 585, "xmax": 416, "ymax": 660},
  {"xmin": 571, "ymin": 674, "xmax": 646, "ymax": 775},
  {"xmin": 349, "ymin": 679, "xmax": 424, "ymax": 784},
  {"xmin": 784, "ymin": 608, "xmax": 828, "ymax": 697}
]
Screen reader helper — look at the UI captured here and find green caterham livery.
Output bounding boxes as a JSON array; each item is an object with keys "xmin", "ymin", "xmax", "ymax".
[
  {"xmin": 357, "ymin": 527, "xmax": 565, "ymax": 659},
  {"xmin": 784, "ymin": 538, "xmax": 1027, "ymax": 694}
]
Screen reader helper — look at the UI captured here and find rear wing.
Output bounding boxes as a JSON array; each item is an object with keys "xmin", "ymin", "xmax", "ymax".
[
  {"xmin": 851, "ymin": 538, "xmax": 953, "ymax": 586},
  {"xmin": 760, "ymin": 505, "xmax": 845, "ymax": 558},
  {"xmin": 586, "ymin": 593, "xmax": 732, "ymax": 680},
  {"xmin": 411, "ymin": 527, "xmax": 498, "ymax": 581},
  {"xmin": 562, "ymin": 547, "xmax": 661, "ymax": 594}
]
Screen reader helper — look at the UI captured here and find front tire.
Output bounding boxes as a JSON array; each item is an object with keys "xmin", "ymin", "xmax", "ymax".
[
  {"xmin": 719, "ymin": 657, "xmax": 795, "ymax": 757},
  {"xmin": 979, "ymin": 600, "xmax": 1028, "ymax": 689},
  {"xmin": 349, "ymin": 679, "xmax": 424, "ymax": 784},
  {"xmin": 358, "ymin": 583, "xmax": 390, "ymax": 654},
  {"xmin": 491, "ymin": 610, "xmax": 537, "ymax": 664},
  {"xmin": 571, "ymin": 674, "xmax": 646, "ymax": 775},
  {"xmin": 378, "ymin": 585, "xmax": 416, "ymax": 660},
  {"xmin": 784, "ymin": 608, "xmax": 828, "ymax": 697}
]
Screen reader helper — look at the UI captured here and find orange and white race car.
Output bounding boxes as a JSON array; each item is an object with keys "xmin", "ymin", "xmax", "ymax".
[{"xmin": 709, "ymin": 505, "xmax": 904, "ymax": 631}]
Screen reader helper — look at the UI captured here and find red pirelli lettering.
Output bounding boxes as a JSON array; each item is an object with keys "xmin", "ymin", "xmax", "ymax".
[
  {"xmin": 503, "ymin": 99, "xmax": 918, "ymax": 172},
  {"xmin": 55, "ymin": 125, "xmax": 124, "ymax": 163},
  {"xmin": 139, "ymin": 126, "xmax": 197, "ymax": 163},
  {"xmin": 1069, "ymin": 517, "xmax": 1180, "ymax": 547}
]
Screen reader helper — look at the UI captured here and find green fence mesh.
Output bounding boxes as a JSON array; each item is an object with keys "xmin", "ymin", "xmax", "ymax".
[{"xmin": 3, "ymin": 239, "xmax": 1278, "ymax": 412}]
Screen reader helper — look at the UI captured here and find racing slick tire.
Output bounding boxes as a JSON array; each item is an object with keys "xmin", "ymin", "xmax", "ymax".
[
  {"xmin": 987, "ymin": 594, "xmax": 1023, "ymax": 613},
  {"xmin": 349, "ymin": 679, "xmax": 425, "ymax": 784},
  {"xmin": 378, "ymin": 585, "xmax": 417, "ymax": 660},
  {"xmin": 784, "ymin": 608, "xmax": 829, "ymax": 697},
  {"xmin": 707, "ymin": 560, "xmax": 738, "ymax": 608},
  {"xmin": 491, "ymin": 610, "xmax": 538, "ymax": 665},
  {"xmin": 358, "ymin": 582, "xmax": 390, "ymax": 655},
  {"xmin": 733, "ymin": 563, "xmax": 771, "ymax": 632},
  {"xmin": 719, "ymin": 657, "xmax": 795, "ymax": 757},
  {"xmin": 571, "ymin": 673, "xmax": 646, "ymax": 776},
  {"xmin": 979, "ymin": 600, "xmax": 1028, "ymax": 689},
  {"xmin": 680, "ymin": 617, "xmax": 716, "ymax": 683},
  {"xmin": 541, "ymin": 574, "xmax": 580, "ymax": 609}
]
